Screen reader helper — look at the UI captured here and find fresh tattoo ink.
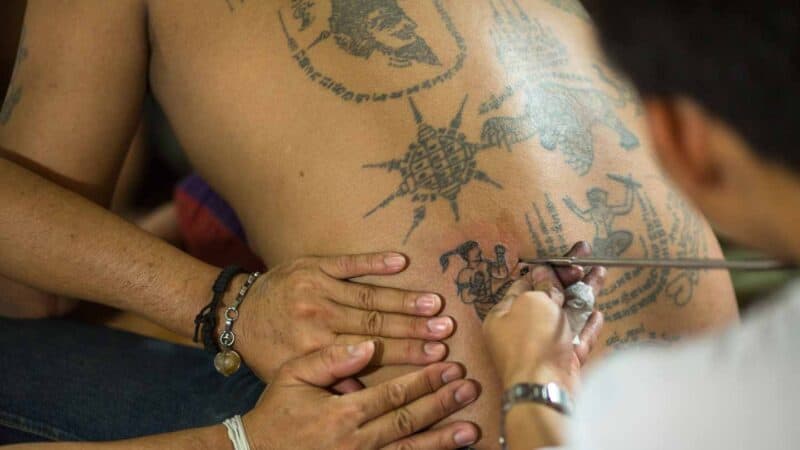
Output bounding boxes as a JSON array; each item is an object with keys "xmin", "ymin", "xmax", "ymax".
[
  {"xmin": 363, "ymin": 96, "xmax": 502, "ymax": 243},
  {"xmin": 1, "ymin": 27, "xmax": 28, "ymax": 125},
  {"xmin": 440, "ymin": 241, "xmax": 513, "ymax": 320},
  {"xmin": 278, "ymin": 0, "xmax": 467, "ymax": 103}
]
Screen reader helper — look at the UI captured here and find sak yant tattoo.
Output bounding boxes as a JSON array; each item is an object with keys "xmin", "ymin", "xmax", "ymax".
[
  {"xmin": 563, "ymin": 173, "xmax": 639, "ymax": 258},
  {"xmin": 606, "ymin": 324, "xmax": 680, "ymax": 350},
  {"xmin": 279, "ymin": 0, "xmax": 467, "ymax": 103},
  {"xmin": 665, "ymin": 192, "xmax": 708, "ymax": 306},
  {"xmin": 440, "ymin": 241, "xmax": 513, "ymax": 320},
  {"xmin": 527, "ymin": 174, "xmax": 706, "ymax": 321},
  {"xmin": 1, "ymin": 27, "xmax": 28, "ymax": 125},
  {"xmin": 543, "ymin": 0, "xmax": 591, "ymax": 23},
  {"xmin": 480, "ymin": 0, "xmax": 639, "ymax": 175},
  {"xmin": 364, "ymin": 96, "xmax": 503, "ymax": 243}
]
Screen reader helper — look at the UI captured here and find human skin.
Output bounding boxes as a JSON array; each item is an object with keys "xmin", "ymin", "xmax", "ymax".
[{"xmin": 0, "ymin": 0, "xmax": 738, "ymax": 447}]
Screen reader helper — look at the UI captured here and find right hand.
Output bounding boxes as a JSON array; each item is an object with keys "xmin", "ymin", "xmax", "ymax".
[
  {"xmin": 235, "ymin": 252, "xmax": 455, "ymax": 380},
  {"xmin": 244, "ymin": 341, "xmax": 480, "ymax": 450}
]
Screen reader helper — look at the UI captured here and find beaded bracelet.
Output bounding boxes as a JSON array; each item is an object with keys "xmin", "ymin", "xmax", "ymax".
[{"xmin": 194, "ymin": 266, "xmax": 244, "ymax": 354}]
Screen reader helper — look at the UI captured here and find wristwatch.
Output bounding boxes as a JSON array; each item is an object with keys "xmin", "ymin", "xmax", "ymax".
[
  {"xmin": 502, "ymin": 382, "xmax": 573, "ymax": 415},
  {"xmin": 499, "ymin": 382, "xmax": 573, "ymax": 450}
]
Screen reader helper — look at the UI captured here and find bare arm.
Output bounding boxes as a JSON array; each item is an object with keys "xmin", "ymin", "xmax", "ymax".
[{"xmin": 0, "ymin": 0, "xmax": 218, "ymax": 335}]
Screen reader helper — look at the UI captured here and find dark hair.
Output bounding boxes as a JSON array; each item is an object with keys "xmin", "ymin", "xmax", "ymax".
[{"xmin": 588, "ymin": 1, "xmax": 800, "ymax": 168}]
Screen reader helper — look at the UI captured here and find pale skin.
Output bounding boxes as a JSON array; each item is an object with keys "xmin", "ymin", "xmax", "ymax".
[{"xmin": 0, "ymin": 1, "xmax": 738, "ymax": 447}]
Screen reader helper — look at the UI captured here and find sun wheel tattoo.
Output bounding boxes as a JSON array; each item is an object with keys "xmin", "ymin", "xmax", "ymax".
[{"xmin": 364, "ymin": 96, "xmax": 503, "ymax": 244}]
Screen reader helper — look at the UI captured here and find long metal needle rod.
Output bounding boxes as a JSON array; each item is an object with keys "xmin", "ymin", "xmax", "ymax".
[{"xmin": 519, "ymin": 257, "xmax": 796, "ymax": 271}]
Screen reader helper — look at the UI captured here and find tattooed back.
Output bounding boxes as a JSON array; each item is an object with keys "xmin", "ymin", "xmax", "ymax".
[{"xmin": 3, "ymin": 0, "xmax": 738, "ymax": 448}]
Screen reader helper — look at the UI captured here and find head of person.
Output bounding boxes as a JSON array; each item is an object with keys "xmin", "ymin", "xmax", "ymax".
[
  {"xmin": 329, "ymin": 0, "xmax": 441, "ymax": 65},
  {"xmin": 589, "ymin": 0, "xmax": 800, "ymax": 258},
  {"xmin": 587, "ymin": 188, "xmax": 609, "ymax": 207}
]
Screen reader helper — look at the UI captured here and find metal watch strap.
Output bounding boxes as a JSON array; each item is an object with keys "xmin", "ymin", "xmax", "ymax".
[{"xmin": 499, "ymin": 382, "xmax": 573, "ymax": 450}]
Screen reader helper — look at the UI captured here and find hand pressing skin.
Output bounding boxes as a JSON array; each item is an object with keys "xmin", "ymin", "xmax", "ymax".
[
  {"xmin": 245, "ymin": 341, "xmax": 480, "ymax": 450},
  {"xmin": 484, "ymin": 242, "xmax": 606, "ymax": 393},
  {"xmin": 482, "ymin": 242, "xmax": 606, "ymax": 449},
  {"xmin": 232, "ymin": 252, "xmax": 455, "ymax": 381}
]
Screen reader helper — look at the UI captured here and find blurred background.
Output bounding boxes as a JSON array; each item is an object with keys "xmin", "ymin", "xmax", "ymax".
[{"xmin": 1, "ymin": 0, "xmax": 796, "ymax": 311}]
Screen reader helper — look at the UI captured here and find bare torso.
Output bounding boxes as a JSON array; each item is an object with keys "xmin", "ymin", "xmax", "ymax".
[{"xmin": 6, "ymin": 0, "xmax": 739, "ymax": 447}]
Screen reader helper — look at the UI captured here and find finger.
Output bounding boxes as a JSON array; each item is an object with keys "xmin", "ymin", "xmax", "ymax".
[
  {"xmin": 528, "ymin": 265, "xmax": 566, "ymax": 307},
  {"xmin": 582, "ymin": 266, "xmax": 608, "ymax": 293},
  {"xmin": 487, "ymin": 278, "xmax": 532, "ymax": 317},
  {"xmin": 575, "ymin": 311, "xmax": 604, "ymax": 365},
  {"xmin": 324, "ymin": 278, "xmax": 443, "ymax": 317},
  {"xmin": 335, "ymin": 335, "xmax": 448, "ymax": 365},
  {"xmin": 335, "ymin": 307, "xmax": 455, "ymax": 340},
  {"xmin": 282, "ymin": 341, "xmax": 375, "ymax": 387},
  {"xmin": 317, "ymin": 252, "xmax": 408, "ymax": 279},
  {"xmin": 332, "ymin": 377, "xmax": 365, "ymax": 394},
  {"xmin": 381, "ymin": 422, "xmax": 479, "ymax": 450},
  {"xmin": 346, "ymin": 362, "xmax": 465, "ymax": 422},
  {"xmin": 363, "ymin": 379, "xmax": 480, "ymax": 447},
  {"xmin": 555, "ymin": 241, "xmax": 591, "ymax": 285}
]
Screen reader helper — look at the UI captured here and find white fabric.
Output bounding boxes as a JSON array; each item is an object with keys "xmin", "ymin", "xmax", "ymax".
[
  {"xmin": 223, "ymin": 415, "xmax": 252, "ymax": 450},
  {"xmin": 561, "ymin": 279, "xmax": 800, "ymax": 450}
]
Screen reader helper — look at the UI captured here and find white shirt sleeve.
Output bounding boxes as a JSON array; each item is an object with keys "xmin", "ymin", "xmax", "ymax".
[{"xmin": 561, "ymin": 281, "xmax": 800, "ymax": 450}]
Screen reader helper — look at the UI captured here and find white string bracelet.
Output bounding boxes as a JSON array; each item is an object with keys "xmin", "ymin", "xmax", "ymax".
[{"xmin": 222, "ymin": 415, "xmax": 252, "ymax": 450}]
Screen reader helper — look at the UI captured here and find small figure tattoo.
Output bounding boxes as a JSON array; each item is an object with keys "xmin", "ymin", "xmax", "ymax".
[{"xmin": 440, "ymin": 241, "xmax": 513, "ymax": 320}]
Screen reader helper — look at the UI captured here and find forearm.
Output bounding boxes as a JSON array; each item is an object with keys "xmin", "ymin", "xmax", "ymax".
[
  {"xmin": 6, "ymin": 424, "xmax": 230, "ymax": 450},
  {"xmin": 505, "ymin": 404, "xmax": 565, "ymax": 449},
  {"xmin": 0, "ymin": 157, "xmax": 218, "ymax": 338}
]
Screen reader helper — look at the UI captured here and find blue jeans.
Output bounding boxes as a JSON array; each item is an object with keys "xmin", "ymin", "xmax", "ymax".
[{"xmin": 0, "ymin": 317, "xmax": 265, "ymax": 444}]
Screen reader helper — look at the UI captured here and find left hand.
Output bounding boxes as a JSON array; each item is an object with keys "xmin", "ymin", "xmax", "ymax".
[{"xmin": 483, "ymin": 242, "xmax": 606, "ymax": 392}]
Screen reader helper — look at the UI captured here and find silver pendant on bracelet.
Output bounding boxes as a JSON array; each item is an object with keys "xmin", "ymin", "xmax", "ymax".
[{"xmin": 214, "ymin": 272, "xmax": 261, "ymax": 377}]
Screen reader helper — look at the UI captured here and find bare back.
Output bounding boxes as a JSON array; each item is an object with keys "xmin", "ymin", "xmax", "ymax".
[{"xmin": 3, "ymin": 0, "xmax": 739, "ymax": 447}]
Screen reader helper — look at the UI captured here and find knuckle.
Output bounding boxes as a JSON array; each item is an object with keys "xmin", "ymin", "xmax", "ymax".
[
  {"xmin": 335, "ymin": 255, "xmax": 359, "ymax": 276},
  {"xmin": 385, "ymin": 382, "xmax": 408, "ymax": 408},
  {"xmin": 392, "ymin": 407, "xmax": 416, "ymax": 436},
  {"xmin": 362, "ymin": 310, "xmax": 385, "ymax": 335},
  {"xmin": 355, "ymin": 285, "xmax": 377, "ymax": 310},
  {"xmin": 290, "ymin": 299, "xmax": 319, "ymax": 320},
  {"xmin": 320, "ymin": 345, "xmax": 339, "ymax": 370},
  {"xmin": 404, "ymin": 340, "xmax": 419, "ymax": 361},
  {"xmin": 397, "ymin": 441, "xmax": 417, "ymax": 450},
  {"xmin": 338, "ymin": 401, "xmax": 366, "ymax": 424},
  {"xmin": 435, "ymin": 389, "xmax": 451, "ymax": 416}
]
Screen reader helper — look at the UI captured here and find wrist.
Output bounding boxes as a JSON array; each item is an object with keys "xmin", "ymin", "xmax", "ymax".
[
  {"xmin": 196, "ymin": 424, "xmax": 233, "ymax": 450},
  {"xmin": 504, "ymin": 363, "xmax": 572, "ymax": 394},
  {"xmin": 505, "ymin": 402, "xmax": 566, "ymax": 449}
]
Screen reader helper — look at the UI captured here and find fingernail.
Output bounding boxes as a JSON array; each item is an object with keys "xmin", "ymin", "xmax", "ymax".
[
  {"xmin": 347, "ymin": 341, "xmax": 373, "ymax": 357},
  {"xmin": 454, "ymin": 428, "xmax": 478, "ymax": 446},
  {"xmin": 424, "ymin": 342, "xmax": 446, "ymax": 357},
  {"xmin": 441, "ymin": 365, "xmax": 463, "ymax": 383},
  {"xmin": 427, "ymin": 317, "xmax": 453, "ymax": 334},
  {"xmin": 416, "ymin": 294, "xmax": 440, "ymax": 313},
  {"xmin": 454, "ymin": 382, "xmax": 478, "ymax": 404},
  {"xmin": 384, "ymin": 254, "xmax": 407, "ymax": 270}
]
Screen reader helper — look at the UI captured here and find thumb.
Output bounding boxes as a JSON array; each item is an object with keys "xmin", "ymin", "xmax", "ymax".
[{"xmin": 282, "ymin": 341, "xmax": 375, "ymax": 387}]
